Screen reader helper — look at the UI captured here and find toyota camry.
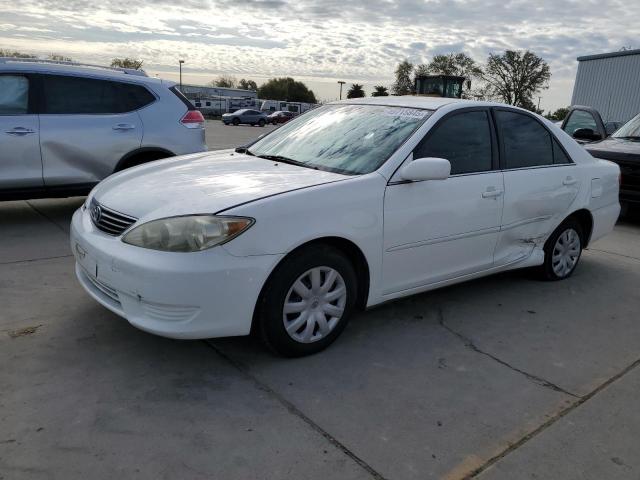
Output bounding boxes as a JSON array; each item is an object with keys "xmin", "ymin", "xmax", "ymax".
[{"xmin": 71, "ymin": 97, "xmax": 620, "ymax": 356}]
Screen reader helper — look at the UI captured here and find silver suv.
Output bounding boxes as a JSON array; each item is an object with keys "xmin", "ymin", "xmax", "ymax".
[{"xmin": 0, "ymin": 58, "xmax": 206, "ymax": 200}]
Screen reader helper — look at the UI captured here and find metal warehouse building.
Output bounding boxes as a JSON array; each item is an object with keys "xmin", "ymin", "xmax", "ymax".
[{"xmin": 571, "ymin": 48, "xmax": 640, "ymax": 123}]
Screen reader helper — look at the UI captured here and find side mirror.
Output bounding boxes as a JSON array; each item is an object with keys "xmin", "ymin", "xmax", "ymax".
[
  {"xmin": 573, "ymin": 128, "xmax": 602, "ymax": 141},
  {"xmin": 400, "ymin": 157, "xmax": 451, "ymax": 182}
]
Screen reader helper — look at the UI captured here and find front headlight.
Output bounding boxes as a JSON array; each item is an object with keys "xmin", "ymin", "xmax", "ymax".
[{"xmin": 122, "ymin": 215, "xmax": 254, "ymax": 252}]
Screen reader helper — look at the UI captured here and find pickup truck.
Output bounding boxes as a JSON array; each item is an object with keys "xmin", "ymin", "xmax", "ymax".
[{"xmin": 563, "ymin": 108, "xmax": 640, "ymax": 210}]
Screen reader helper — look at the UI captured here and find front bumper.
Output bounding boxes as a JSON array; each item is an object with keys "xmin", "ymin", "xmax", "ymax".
[{"xmin": 70, "ymin": 207, "xmax": 282, "ymax": 339}]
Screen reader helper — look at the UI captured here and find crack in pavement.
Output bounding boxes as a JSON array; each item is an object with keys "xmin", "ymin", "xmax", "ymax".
[
  {"xmin": 464, "ymin": 355, "xmax": 640, "ymax": 479},
  {"xmin": 588, "ymin": 248, "xmax": 640, "ymax": 262},
  {"xmin": 25, "ymin": 200, "xmax": 69, "ymax": 235},
  {"xmin": 0, "ymin": 254, "xmax": 73, "ymax": 266},
  {"xmin": 203, "ymin": 340, "xmax": 388, "ymax": 480},
  {"xmin": 437, "ymin": 307, "xmax": 581, "ymax": 398}
]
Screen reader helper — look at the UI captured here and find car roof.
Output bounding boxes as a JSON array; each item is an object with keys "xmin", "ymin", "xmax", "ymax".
[
  {"xmin": 0, "ymin": 59, "xmax": 171, "ymax": 86},
  {"xmin": 330, "ymin": 95, "xmax": 508, "ymax": 111}
]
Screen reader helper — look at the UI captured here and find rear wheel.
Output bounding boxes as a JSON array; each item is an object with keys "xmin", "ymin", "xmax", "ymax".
[
  {"xmin": 258, "ymin": 245, "xmax": 357, "ymax": 357},
  {"xmin": 539, "ymin": 218, "xmax": 583, "ymax": 281},
  {"xmin": 232, "ymin": 118, "xmax": 240, "ymax": 126}
]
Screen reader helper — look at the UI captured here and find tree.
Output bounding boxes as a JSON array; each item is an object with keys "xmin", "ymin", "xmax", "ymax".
[
  {"xmin": 238, "ymin": 78, "xmax": 258, "ymax": 90},
  {"xmin": 346, "ymin": 83, "xmax": 365, "ymax": 99},
  {"xmin": 372, "ymin": 85, "xmax": 389, "ymax": 97},
  {"xmin": 257, "ymin": 77, "xmax": 316, "ymax": 103},
  {"xmin": 392, "ymin": 59, "xmax": 414, "ymax": 95},
  {"xmin": 482, "ymin": 50, "xmax": 551, "ymax": 108},
  {"xmin": 111, "ymin": 57, "xmax": 144, "ymax": 70},
  {"xmin": 209, "ymin": 75, "xmax": 237, "ymax": 88},
  {"xmin": 48, "ymin": 53, "xmax": 72, "ymax": 62},
  {"xmin": 546, "ymin": 106, "xmax": 570, "ymax": 121},
  {"xmin": 0, "ymin": 49, "xmax": 36, "ymax": 58}
]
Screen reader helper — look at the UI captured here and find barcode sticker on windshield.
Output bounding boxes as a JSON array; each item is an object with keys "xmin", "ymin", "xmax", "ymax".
[{"xmin": 384, "ymin": 108, "xmax": 430, "ymax": 119}]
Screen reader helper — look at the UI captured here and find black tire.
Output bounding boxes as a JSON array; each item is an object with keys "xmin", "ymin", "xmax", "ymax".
[
  {"xmin": 258, "ymin": 245, "xmax": 358, "ymax": 357},
  {"xmin": 539, "ymin": 217, "xmax": 584, "ymax": 281},
  {"xmin": 232, "ymin": 118, "xmax": 240, "ymax": 125},
  {"xmin": 258, "ymin": 119, "xmax": 266, "ymax": 127},
  {"xmin": 272, "ymin": 120, "xmax": 277, "ymax": 125}
]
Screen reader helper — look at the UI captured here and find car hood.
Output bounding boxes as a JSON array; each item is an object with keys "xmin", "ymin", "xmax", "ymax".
[
  {"xmin": 92, "ymin": 150, "xmax": 349, "ymax": 220},
  {"xmin": 586, "ymin": 137, "xmax": 640, "ymax": 162}
]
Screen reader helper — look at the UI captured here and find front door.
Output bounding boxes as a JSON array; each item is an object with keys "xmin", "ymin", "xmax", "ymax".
[
  {"xmin": 38, "ymin": 74, "xmax": 142, "ymax": 186},
  {"xmin": 382, "ymin": 109, "xmax": 504, "ymax": 295},
  {"xmin": 0, "ymin": 74, "xmax": 43, "ymax": 189}
]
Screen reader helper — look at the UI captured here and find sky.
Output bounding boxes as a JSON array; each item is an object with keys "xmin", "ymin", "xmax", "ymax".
[{"xmin": 1, "ymin": 0, "xmax": 638, "ymax": 112}]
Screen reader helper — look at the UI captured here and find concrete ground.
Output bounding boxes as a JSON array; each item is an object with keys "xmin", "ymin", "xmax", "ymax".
[{"xmin": 1, "ymin": 121, "xmax": 639, "ymax": 480}]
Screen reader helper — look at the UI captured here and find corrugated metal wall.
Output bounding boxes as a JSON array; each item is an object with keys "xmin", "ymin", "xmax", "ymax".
[{"xmin": 571, "ymin": 53, "xmax": 640, "ymax": 123}]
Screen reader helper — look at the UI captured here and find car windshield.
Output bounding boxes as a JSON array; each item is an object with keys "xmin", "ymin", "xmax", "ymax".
[
  {"xmin": 247, "ymin": 104, "xmax": 432, "ymax": 175},
  {"xmin": 612, "ymin": 113, "xmax": 640, "ymax": 138}
]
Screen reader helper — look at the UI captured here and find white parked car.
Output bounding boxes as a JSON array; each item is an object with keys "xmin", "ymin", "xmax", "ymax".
[{"xmin": 71, "ymin": 97, "xmax": 620, "ymax": 356}]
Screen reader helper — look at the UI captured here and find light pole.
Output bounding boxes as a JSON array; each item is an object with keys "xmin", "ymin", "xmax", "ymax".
[
  {"xmin": 179, "ymin": 60, "xmax": 184, "ymax": 91},
  {"xmin": 337, "ymin": 80, "xmax": 346, "ymax": 100}
]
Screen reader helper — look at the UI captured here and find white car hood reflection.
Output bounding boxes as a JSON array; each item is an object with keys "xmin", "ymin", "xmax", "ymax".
[{"xmin": 93, "ymin": 150, "xmax": 349, "ymax": 219}]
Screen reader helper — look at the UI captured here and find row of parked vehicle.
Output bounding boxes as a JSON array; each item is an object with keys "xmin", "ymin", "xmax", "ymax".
[{"xmin": 221, "ymin": 109, "xmax": 296, "ymax": 126}]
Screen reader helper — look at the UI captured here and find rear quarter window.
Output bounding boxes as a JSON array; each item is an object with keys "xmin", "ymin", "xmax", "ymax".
[{"xmin": 42, "ymin": 75, "xmax": 154, "ymax": 114}]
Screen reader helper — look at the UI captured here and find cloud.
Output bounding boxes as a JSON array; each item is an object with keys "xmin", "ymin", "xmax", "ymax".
[{"xmin": 0, "ymin": 0, "xmax": 638, "ymax": 107}]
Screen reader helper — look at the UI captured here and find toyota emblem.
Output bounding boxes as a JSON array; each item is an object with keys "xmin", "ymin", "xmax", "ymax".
[{"xmin": 91, "ymin": 204, "xmax": 102, "ymax": 224}]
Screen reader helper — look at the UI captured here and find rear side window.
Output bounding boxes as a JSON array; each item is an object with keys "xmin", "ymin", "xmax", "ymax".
[
  {"xmin": 0, "ymin": 75, "xmax": 29, "ymax": 114},
  {"xmin": 42, "ymin": 75, "xmax": 154, "ymax": 114},
  {"xmin": 552, "ymin": 140, "xmax": 572, "ymax": 164},
  {"xmin": 414, "ymin": 110, "xmax": 493, "ymax": 175},
  {"xmin": 495, "ymin": 110, "xmax": 553, "ymax": 168}
]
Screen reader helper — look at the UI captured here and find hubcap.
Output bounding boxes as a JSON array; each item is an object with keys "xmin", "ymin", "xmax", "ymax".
[
  {"xmin": 283, "ymin": 266, "xmax": 347, "ymax": 343},
  {"xmin": 552, "ymin": 228, "xmax": 581, "ymax": 277}
]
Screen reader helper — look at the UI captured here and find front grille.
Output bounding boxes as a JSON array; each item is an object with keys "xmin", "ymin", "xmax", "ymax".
[{"xmin": 89, "ymin": 198, "xmax": 137, "ymax": 236}]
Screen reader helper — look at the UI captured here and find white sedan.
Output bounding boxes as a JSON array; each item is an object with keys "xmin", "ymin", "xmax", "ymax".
[{"xmin": 71, "ymin": 97, "xmax": 620, "ymax": 356}]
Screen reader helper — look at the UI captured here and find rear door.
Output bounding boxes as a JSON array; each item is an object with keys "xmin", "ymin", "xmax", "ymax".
[
  {"xmin": 0, "ymin": 73, "xmax": 43, "ymax": 189},
  {"xmin": 493, "ymin": 109, "xmax": 579, "ymax": 266},
  {"xmin": 38, "ymin": 74, "xmax": 145, "ymax": 186}
]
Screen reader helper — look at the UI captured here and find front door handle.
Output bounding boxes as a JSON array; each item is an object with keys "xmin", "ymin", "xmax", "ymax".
[
  {"xmin": 482, "ymin": 188, "xmax": 504, "ymax": 198},
  {"xmin": 112, "ymin": 124, "xmax": 136, "ymax": 131},
  {"xmin": 5, "ymin": 127, "xmax": 36, "ymax": 136},
  {"xmin": 563, "ymin": 177, "xmax": 578, "ymax": 186}
]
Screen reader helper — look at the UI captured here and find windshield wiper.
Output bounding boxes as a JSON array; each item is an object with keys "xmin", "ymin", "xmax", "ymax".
[
  {"xmin": 256, "ymin": 154, "xmax": 315, "ymax": 168},
  {"xmin": 234, "ymin": 146, "xmax": 255, "ymax": 155}
]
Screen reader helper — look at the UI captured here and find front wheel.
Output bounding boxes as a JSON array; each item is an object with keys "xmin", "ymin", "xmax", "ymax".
[
  {"xmin": 258, "ymin": 119, "xmax": 266, "ymax": 127},
  {"xmin": 258, "ymin": 245, "xmax": 357, "ymax": 357},
  {"xmin": 539, "ymin": 218, "xmax": 583, "ymax": 281},
  {"xmin": 232, "ymin": 118, "xmax": 240, "ymax": 126}
]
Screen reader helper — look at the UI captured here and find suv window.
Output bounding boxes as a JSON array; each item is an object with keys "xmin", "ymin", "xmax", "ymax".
[
  {"xmin": 0, "ymin": 75, "xmax": 29, "ymax": 114},
  {"xmin": 563, "ymin": 110, "xmax": 597, "ymax": 135},
  {"xmin": 414, "ymin": 110, "xmax": 493, "ymax": 175},
  {"xmin": 495, "ymin": 110, "xmax": 553, "ymax": 168},
  {"xmin": 42, "ymin": 75, "xmax": 154, "ymax": 114}
]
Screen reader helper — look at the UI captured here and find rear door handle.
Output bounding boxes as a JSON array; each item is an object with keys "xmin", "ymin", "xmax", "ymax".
[
  {"xmin": 563, "ymin": 177, "xmax": 578, "ymax": 186},
  {"xmin": 5, "ymin": 127, "xmax": 36, "ymax": 135},
  {"xmin": 112, "ymin": 124, "xmax": 136, "ymax": 131},
  {"xmin": 482, "ymin": 188, "xmax": 504, "ymax": 198}
]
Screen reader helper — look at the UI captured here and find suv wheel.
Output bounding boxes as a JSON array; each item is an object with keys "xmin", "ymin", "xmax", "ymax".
[{"xmin": 258, "ymin": 245, "xmax": 357, "ymax": 357}]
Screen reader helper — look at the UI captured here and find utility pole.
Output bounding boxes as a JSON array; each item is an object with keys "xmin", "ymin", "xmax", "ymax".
[
  {"xmin": 537, "ymin": 96, "xmax": 541, "ymax": 111},
  {"xmin": 337, "ymin": 81, "xmax": 346, "ymax": 100},
  {"xmin": 179, "ymin": 60, "xmax": 184, "ymax": 91}
]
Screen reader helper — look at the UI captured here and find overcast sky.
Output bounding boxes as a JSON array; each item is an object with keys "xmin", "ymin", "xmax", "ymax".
[{"xmin": 1, "ymin": 0, "xmax": 638, "ymax": 111}]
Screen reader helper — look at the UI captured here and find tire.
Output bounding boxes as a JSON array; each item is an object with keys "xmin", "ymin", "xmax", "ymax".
[
  {"xmin": 258, "ymin": 119, "xmax": 266, "ymax": 127},
  {"xmin": 272, "ymin": 120, "xmax": 277, "ymax": 125},
  {"xmin": 232, "ymin": 118, "xmax": 240, "ymax": 126},
  {"xmin": 258, "ymin": 245, "xmax": 358, "ymax": 357},
  {"xmin": 539, "ymin": 217, "xmax": 584, "ymax": 281}
]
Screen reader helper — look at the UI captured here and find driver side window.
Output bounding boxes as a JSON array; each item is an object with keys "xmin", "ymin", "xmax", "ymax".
[{"xmin": 413, "ymin": 111, "xmax": 493, "ymax": 175}]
